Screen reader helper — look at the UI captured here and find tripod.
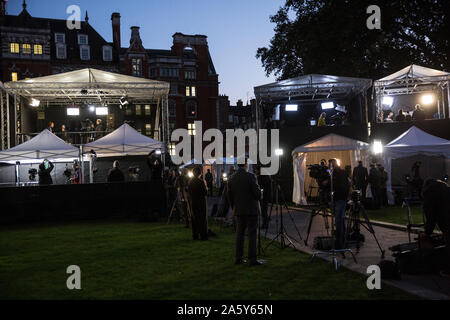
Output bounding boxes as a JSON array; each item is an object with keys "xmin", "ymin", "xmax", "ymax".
[
  {"xmin": 264, "ymin": 179, "xmax": 304, "ymax": 251},
  {"xmin": 310, "ymin": 161, "xmax": 356, "ymax": 270},
  {"xmin": 345, "ymin": 193, "xmax": 385, "ymax": 258},
  {"xmin": 304, "ymin": 189, "xmax": 330, "ymax": 246}
]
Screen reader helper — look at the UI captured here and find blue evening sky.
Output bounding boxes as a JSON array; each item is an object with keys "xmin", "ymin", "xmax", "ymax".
[{"xmin": 7, "ymin": 0, "xmax": 283, "ymax": 104}]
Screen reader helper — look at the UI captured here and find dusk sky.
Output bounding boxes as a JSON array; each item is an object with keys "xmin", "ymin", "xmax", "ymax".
[{"xmin": 7, "ymin": 0, "xmax": 283, "ymax": 104}]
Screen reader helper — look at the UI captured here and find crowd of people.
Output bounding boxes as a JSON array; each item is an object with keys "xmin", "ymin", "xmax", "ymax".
[
  {"xmin": 46, "ymin": 119, "xmax": 106, "ymax": 144},
  {"xmin": 382, "ymin": 104, "xmax": 426, "ymax": 122}
]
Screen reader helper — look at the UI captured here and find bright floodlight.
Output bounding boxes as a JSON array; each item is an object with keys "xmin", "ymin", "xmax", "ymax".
[
  {"xmin": 67, "ymin": 107, "xmax": 79, "ymax": 116},
  {"xmin": 89, "ymin": 105, "xmax": 95, "ymax": 112},
  {"xmin": 372, "ymin": 140, "xmax": 383, "ymax": 154},
  {"xmin": 30, "ymin": 98, "xmax": 40, "ymax": 107},
  {"xmin": 336, "ymin": 159, "xmax": 341, "ymax": 167},
  {"xmin": 421, "ymin": 94, "xmax": 434, "ymax": 105},
  {"xmin": 321, "ymin": 101, "xmax": 334, "ymax": 110},
  {"xmin": 285, "ymin": 104, "xmax": 298, "ymax": 111},
  {"xmin": 382, "ymin": 96, "xmax": 394, "ymax": 107},
  {"xmin": 155, "ymin": 150, "xmax": 162, "ymax": 155},
  {"xmin": 275, "ymin": 148, "xmax": 283, "ymax": 156},
  {"xmin": 310, "ymin": 119, "xmax": 317, "ymax": 126},
  {"xmin": 95, "ymin": 107, "xmax": 108, "ymax": 115},
  {"xmin": 188, "ymin": 171, "xmax": 194, "ymax": 178}
]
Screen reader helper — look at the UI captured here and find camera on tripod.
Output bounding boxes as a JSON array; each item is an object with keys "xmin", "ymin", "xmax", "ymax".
[
  {"xmin": 128, "ymin": 166, "xmax": 140, "ymax": 174},
  {"xmin": 28, "ymin": 168, "xmax": 37, "ymax": 181}
]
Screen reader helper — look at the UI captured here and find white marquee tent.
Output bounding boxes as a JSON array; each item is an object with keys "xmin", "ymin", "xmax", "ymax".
[
  {"xmin": 83, "ymin": 123, "xmax": 164, "ymax": 156},
  {"xmin": 292, "ymin": 133, "xmax": 369, "ymax": 205},
  {"xmin": 0, "ymin": 129, "xmax": 79, "ymax": 162},
  {"xmin": 384, "ymin": 126, "xmax": 450, "ymax": 204}
]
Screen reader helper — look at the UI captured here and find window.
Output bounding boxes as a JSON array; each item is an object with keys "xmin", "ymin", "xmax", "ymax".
[
  {"xmin": 22, "ymin": 44, "xmax": 31, "ymax": 54},
  {"xmin": 169, "ymin": 122, "xmax": 175, "ymax": 131},
  {"xmin": 161, "ymin": 68, "xmax": 178, "ymax": 77},
  {"xmin": 78, "ymin": 34, "xmax": 88, "ymax": 45},
  {"xmin": 11, "ymin": 72, "xmax": 18, "ymax": 82},
  {"xmin": 56, "ymin": 44, "xmax": 66, "ymax": 59},
  {"xmin": 55, "ymin": 33, "xmax": 65, "ymax": 43},
  {"xmin": 132, "ymin": 58, "xmax": 142, "ymax": 76},
  {"xmin": 102, "ymin": 46, "xmax": 112, "ymax": 61},
  {"xmin": 185, "ymin": 86, "xmax": 196, "ymax": 97},
  {"xmin": 168, "ymin": 100, "xmax": 176, "ymax": 117},
  {"xmin": 186, "ymin": 101, "xmax": 197, "ymax": 118},
  {"xmin": 169, "ymin": 142, "xmax": 176, "ymax": 156},
  {"xmin": 149, "ymin": 68, "xmax": 157, "ymax": 77},
  {"xmin": 144, "ymin": 105, "xmax": 151, "ymax": 116},
  {"xmin": 184, "ymin": 70, "xmax": 196, "ymax": 79},
  {"xmin": 135, "ymin": 105, "xmax": 141, "ymax": 115},
  {"xmin": 137, "ymin": 128, "xmax": 142, "ymax": 134},
  {"xmin": 80, "ymin": 45, "xmax": 90, "ymax": 60},
  {"xmin": 145, "ymin": 123, "xmax": 152, "ymax": 136},
  {"xmin": 33, "ymin": 44, "xmax": 43, "ymax": 55},
  {"xmin": 188, "ymin": 123, "xmax": 196, "ymax": 136},
  {"xmin": 170, "ymin": 82, "xmax": 178, "ymax": 95},
  {"xmin": 228, "ymin": 115, "xmax": 233, "ymax": 123},
  {"xmin": 10, "ymin": 43, "xmax": 19, "ymax": 53}
]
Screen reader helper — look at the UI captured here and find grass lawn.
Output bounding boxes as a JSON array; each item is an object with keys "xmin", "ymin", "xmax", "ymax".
[
  {"xmin": 0, "ymin": 219, "xmax": 416, "ymax": 300},
  {"xmin": 366, "ymin": 206, "xmax": 424, "ymax": 226}
]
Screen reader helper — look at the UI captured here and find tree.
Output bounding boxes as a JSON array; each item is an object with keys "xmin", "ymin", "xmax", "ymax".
[{"xmin": 257, "ymin": 0, "xmax": 449, "ymax": 80}]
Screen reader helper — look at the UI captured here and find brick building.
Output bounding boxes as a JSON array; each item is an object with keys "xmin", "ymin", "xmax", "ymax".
[{"xmin": 0, "ymin": 1, "xmax": 220, "ymax": 147}]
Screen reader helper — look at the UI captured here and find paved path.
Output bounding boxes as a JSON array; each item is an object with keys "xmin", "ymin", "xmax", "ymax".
[{"xmin": 207, "ymin": 196, "xmax": 450, "ymax": 300}]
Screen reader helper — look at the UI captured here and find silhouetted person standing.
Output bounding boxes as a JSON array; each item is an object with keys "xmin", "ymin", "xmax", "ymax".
[
  {"xmin": 395, "ymin": 109, "xmax": 405, "ymax": 122},
  {"xmin": 352, "ymin": 161, "xmax": 368, "ymax": 201},
  {"xmin": 412, "ymin": 104, "xmax": 426, "ymax": 121},
  {"xmin": 255, "ymin": 165, "xmax": 271, "ymax": 229},
  {"xmin": 204, "ymin": 169, "xmax": 214, "ymax": 196},
  {"xmin": 188, "ymin": 166, "xmax": 208, "ymax": 240},
  {"xmin": 107, "ymin": 160, "xmax": 125, "ymax": 182},
  {"xmin": 228, "ymin": 158, "xmax": 262, "ymax": 265},
  {"xmin": 38, "ymin": 159, "xmax": 54, "ymax": 185},
  {"xmin": 377, "ymin": 164, "xmax": 388, "ymax": 207},
  {"xmin": 368, "ymin": 163, "xmax": 381, "ymax": 209}
]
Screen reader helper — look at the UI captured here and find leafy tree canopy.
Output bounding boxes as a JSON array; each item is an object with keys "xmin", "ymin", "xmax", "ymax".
[{"xmin": 257, "ymin": 0, "xmax": 449, "ymax": 80}]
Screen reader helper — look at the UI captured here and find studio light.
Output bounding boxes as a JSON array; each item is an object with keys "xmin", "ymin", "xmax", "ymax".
[
  {"xmin": 321, "ymin": 101, "xmax": 334, "ymax": 110},
  {"xmin": 155, "ymin": 150, "xmax": 162, "ymax": 155},
  {"xmin": 89, "ymin": 105, "xmax": 96, "ymax": 112},
  {"xmin": 285, "ymin": 104, "xmax": 298, "ymax": 112},
  {"xmin": 188, "ymin": 171, "xmax": 194, "ymax": 178},
  {"xmin": 120, "ymin": 96, "xmax": 129, "ymax": 106},
  {"xmin": 382, "ymin": 96, "xmax": 394, "ymax": 107},
  {"xmin": 372, "ymin": 140, "xmax": 383, "ymax": 154},
  {"xmin": 30, "ymin": 98, "xmax": 40, "ymax": 107},
  {"xmin": 67, "ymin": 107, "xmax": 80, "ymax": 116},
  {"xmin": 310, "ymin": 119, "xmax": 317, "ymax": 126},
  {"xmin": 275, "ymin": 148, "xmax": 283, "ymax": 156},
  {"xmin": 421, "ymin": 94, "xmax": 434, "ymax": 105},
  {"xmin": 95, "ymin": 107, "xmax": 108, "ymax": 115}
]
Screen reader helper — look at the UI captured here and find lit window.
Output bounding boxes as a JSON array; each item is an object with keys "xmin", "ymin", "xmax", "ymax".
[
  {"xmin": 191, "ymin": 86, "xmax": 196, "ymax": 97},
  {"xmin": 188, "ymin": 123, "xmax": 196, "ymax": 136},
  {"xmin": 56, "ymin": 44, "xmax": 66, "ymax": 59},
  {"xmin": 80, "ymin": 45, "xmax": 90, "ymax": 60},
  {"xmin": 22, "ymin": 44, "xmax": 31, "ymax": 54},
  {"xmin": 135, "ymin": 105, "xmax": 141, "ymax": 115},
  {"xmin": 10, "ymin": 43, "xmax": 19, "ymax": 53},
  {"xmin": 33, "ymin": 44, "xmax": 43, "ymax": 55},
  {"xmin": 132, "ymin": 58, "xmax": 142, "ymax": 77},
  {"xmin": 67, "ymin": 108, "xmax": 80, "ymax": 116},
  {"xmin": 186, "ymin": 101, "xmax": 197, "ymax": 118},
  {"xmin": 102, "ymin": 46, "xmax": 112, "ymax": 61},
  {"xmin": 169, "ymin": 143, "xmax": 176, "ymax": 156},
  {"xmin": 55, "ymin": 33, "xmax": 65, "ymax": 43},
  {"xmin": 168, "ymin": 100, "xmax": 176, "ymax": 117},
  {"xmin": 145, "ymin": 105, "xmax": 151, "ymax": 116},
  {"xmin": 11, "ymin": 72, "xmax": 18, "ymax": 82},
  {"xmin": 145, "ymin": 123, "xmax": 152, "ymax": 136},
  {"xmin": 78, "ymin": 34, "xmax": 88, "ymax": 45},
  {"xmin": 185, "ymin": 86, "xmax": 196, "ymax": 97},
  {"xmin": 186, "ymin": 86, "xmax": 190, "ymax": 96}
]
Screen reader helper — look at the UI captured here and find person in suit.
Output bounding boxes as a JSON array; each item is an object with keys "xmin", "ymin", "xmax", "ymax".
[
  {"xmin": 188, "ymin": 166, "xmax": 208, "ymax": 240},
  {"xmin": 352, "ymin": 161, "xmax": 368, "ymax": 201},
  {"xmin": 107, "ymin": 160, "xmax": 125, "ymax": 182},
  {"xmin": 204, "ymin": 169, "xmax": 214, "ymax": 196},
  {"xmin": 38, "ymin": 159, "xmax": 54, "ymax": 185},
  {"xmin": 227, "ymin": 158, "xmax": 262, "ymax": 265}
]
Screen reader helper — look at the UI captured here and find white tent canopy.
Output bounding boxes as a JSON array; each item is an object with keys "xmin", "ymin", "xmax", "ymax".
[
  {"xmin": 83, "ymin": 123, "xmax": 164, "ymax": 156},
  {"xmin": 292, "ymin": 133, "xmax": 369, "ymax": 205},
  {"xmin": 0, "ymin": 129, "xmax": 79, "ymax": 162},
  {"xmin": 384, "ymin": 126, "xmax": 450, "ymax": 204},
  {"xmin": 377, "ymin": 64, "xmax": 449, "ymax": 82}
]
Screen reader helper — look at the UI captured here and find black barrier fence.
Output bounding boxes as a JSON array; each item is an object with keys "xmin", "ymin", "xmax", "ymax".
[{"xmin": 0, "ymin": 181, "xmax": 166, "ymax": 225}]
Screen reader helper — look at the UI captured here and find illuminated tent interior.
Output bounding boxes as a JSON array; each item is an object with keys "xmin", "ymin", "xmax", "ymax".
[
  {"xmin": 384, "ymin": 126, "xmax": 450, "ymax": 204},
  {"xmin": 292, "ymin": 133, "xmax": 369, "ymax": 205}
]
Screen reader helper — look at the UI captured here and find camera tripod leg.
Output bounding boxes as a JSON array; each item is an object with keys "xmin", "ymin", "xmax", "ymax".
[{"xmin": 304, "ymin": 209, "xmax": 316, "ymax": 246}]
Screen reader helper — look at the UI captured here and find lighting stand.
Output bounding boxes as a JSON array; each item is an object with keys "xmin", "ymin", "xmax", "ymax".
[{"xmin": 310, "ymin": 162, "xmax": 356, "ymax": 270}]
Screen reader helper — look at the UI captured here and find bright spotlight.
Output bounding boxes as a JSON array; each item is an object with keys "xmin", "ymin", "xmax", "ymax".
[
  {"xmin": 421, "ymin": 94, "xmax": 434, "ymax": 105},
  {"xmin": 372, "ymin": 140, "xmax": 383, "ymax": 154},
  {"xmin": 89, "ymin": 105, "xmax": 96, "ymax": 112},
  {"xmin": 188, "ymin": 171, "xmax": 194, "ymax": 178},
  {"xmin": 155, "ymin": 150, "xmax": 162, "ymax": 155},
  {"xmin": 382, "ymin": 96, "xmax": 393, "ymax": 107},
  {"xmin": 30, "ymin": 98, "xmax": 40, "ymax": 107},
  {"xmin": 321, "ymin": 101, "xmax": 334, "ymax": 110},
  {"xmin": 275, "ymin": 148, "xmax": 283, "ymax": 156},
  {"xmin": 285, "ymin": 104, "xmax": 298, "ymax": 112},
  {"xmin": 95, "ymin": 107, "xmax": 108, "ymax": 115}
]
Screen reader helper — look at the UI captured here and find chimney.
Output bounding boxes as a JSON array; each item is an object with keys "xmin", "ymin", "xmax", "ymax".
[
  {"xmin": 130, "ymin": 26, "xmax": 142, "ymax": 45},
  {"xmin": 111, "ymin": 12, "xmax": 121, "ymax": 51},
  {"xmin": 237, "ymin": 100, "xmax": 243, "ymax": 107}
]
